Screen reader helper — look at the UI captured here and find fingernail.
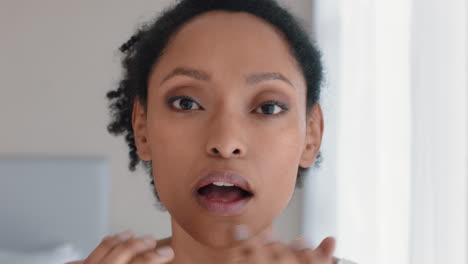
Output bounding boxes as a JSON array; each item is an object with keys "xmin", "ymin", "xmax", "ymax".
[
  {"xmin": 115, "ymin": 230, "xmax": 133, "ymax": 241},
  {"xmin": 142, "ymin": 236, "xmax": 156, "ymax": 248},
  {"xmin": 233, "ymin": 225, "xmax": 249, "ymax": 241},
  {"xmin": 156, "ymin": 246, "xmax": 174, "ymax": 257},
  {"xmin": 290, "ymin": 237, "xmax": 308, "ymax": 251}
]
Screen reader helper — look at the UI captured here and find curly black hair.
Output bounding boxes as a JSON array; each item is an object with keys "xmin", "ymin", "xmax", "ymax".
[{"xmin": 106, "ymin": 0, "xmax": 324, "ymax": 203}]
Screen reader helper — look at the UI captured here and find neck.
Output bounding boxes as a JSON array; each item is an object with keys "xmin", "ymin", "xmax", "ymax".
[{"xmin": 168, "ymin": 218, "xmax": 273, "ymax": 264}]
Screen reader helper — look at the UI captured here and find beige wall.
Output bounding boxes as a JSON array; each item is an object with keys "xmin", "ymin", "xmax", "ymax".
[{"xmin": 0, "ymin": 0, "xmax": 312, "ymax": 242}]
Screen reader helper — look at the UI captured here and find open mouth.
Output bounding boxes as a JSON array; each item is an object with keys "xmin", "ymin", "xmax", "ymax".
[
  {"xmin": 197, "ymin": 181, "xmax": 254, "ymax": 203},
  {"xmin": 193, "ymin": 171, "xmax": 255, "ymax": 215}
]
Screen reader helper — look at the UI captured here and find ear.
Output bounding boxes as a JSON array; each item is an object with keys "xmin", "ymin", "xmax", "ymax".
[
  {"xmin": 299, "ymin": 103, "xmax": 324, "ymax": 168},
  {"xmin": 132, "ymin": 98, "xmax": 152, "ymax": 161}
]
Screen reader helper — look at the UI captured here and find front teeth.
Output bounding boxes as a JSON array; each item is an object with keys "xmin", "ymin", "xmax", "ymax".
[{"xmin": 212, "ymin": 181, "xmax": 235, "ymax": 187}]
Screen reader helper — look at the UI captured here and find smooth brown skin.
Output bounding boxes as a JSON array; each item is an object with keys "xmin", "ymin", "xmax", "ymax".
[{"xmin": 73, "ymin": 10, "xmax": 336, "ymax": 264}]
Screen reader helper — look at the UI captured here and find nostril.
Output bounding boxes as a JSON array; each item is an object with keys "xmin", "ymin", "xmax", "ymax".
[{"xmin": 210, "ymin": 147, "xmax": 241, "ymax": 156}]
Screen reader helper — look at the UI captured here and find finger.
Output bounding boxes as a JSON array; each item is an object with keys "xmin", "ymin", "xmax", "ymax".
[
  {"xmin": 130, "ymin": 246, "xmax": 175, "ymax": 264},
  {"xmin": 84, "ymin": 230, "xmax": 134, "ymax": 264},
  {"xmin": 306, "ymin": 237, "xmax": 337, "ymax": 264},
  {"xmin": 102, "ymin": 235, "xmax": 157, "ymax": 264},
  {"xmin": 292, "ymin": 237, "xmax": 338, "ymax": 264},
  {"xmin": 316, "ymin": 236, "xmax": 336, "ymax": 259}
]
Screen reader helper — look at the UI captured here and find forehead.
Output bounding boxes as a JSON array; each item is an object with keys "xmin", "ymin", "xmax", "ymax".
[{"xmin": 149, "ymin": 10, "xmax": 306, "ymax": 90}]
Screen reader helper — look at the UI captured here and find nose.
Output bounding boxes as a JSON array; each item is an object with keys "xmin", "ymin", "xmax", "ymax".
[
  {"xmin": 205, "ymin": 114, "xmax": 247, "ymax": 159},
  {"xmin": 207, "ymin": 137, "xmax": 246, "ymax": 158}
]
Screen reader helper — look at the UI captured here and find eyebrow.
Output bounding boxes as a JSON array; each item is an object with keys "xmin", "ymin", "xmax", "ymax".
[{"xmin": 160, "ymin": 66, "xmax": 295, "ymax": 89}]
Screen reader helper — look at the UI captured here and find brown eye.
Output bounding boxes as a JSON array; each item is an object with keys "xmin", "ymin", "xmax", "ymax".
[
  {"xmin": 167, "ymin": 96, "xmax": 201, "ymax": 111},
  {"xmin": 254, "ymin": 100, "xmax": 290, "ymax": 117},
  {"xmin": 256, "ymin": 104, "xmax": 282, "ymax": 115}
]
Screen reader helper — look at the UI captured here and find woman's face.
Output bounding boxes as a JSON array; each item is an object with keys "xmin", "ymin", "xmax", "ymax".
[{"xmin": 133, "ymin": 11, "xmax": 323, "ymax": 247}]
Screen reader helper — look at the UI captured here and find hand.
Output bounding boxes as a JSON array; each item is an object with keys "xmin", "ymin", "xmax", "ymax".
[
  {"xmin": 234, "ymin": 225, "xmax": 338, "ymax": 264},
  {"xmin": 65, "ymin": 230, "xmax": 175, "ymax": 264}
]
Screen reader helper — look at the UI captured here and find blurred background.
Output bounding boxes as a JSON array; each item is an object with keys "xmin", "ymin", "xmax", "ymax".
[{"xmin": 0, "ymin": 0, "xmax": 466, "ymax": 263}]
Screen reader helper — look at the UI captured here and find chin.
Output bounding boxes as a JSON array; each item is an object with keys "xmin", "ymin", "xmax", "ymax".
[
  {"xmin": 179, "ymin": 212, "xmax": 273, "ymax": 249},
  {"xmin": 171, "ymin": 222, "xmax": 234, "ymax": 249}
]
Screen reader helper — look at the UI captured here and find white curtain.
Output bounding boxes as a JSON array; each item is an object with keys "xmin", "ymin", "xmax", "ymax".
[{"xmin": 303, "ymin": 0, "xmax": 468, "ymax": 263}]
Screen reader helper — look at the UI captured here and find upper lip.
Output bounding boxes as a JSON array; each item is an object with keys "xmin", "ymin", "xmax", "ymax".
[{"xmin": 195, "ymin": 170, "xmax": 253, "ymax": 193}]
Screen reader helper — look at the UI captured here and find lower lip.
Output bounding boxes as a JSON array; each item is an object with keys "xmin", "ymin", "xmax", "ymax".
[{"xmin": 194, "ymin": 192, "xmax": 253, "ymax": 215}]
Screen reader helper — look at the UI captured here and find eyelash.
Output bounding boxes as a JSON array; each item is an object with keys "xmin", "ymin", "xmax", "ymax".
[{"xmin": 166, "ymin": 95, "xmax": 290, "ymax": 118}]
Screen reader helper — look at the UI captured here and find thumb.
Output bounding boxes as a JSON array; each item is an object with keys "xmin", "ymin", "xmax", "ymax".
[{"xmin": 316, "ymin": 236, "xmax": 336, "ymax": 259}]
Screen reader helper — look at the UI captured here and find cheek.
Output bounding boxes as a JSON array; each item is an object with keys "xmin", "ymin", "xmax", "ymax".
[
  {"xmin": 257, "ymin": 121, "xmax": 304, "ymax": 175},
  {"xmin": 146, "ymin": 105, "xmax": 203, "ymax": 168},
  {"xmin": 145, "ymin": 117, "xmax": 199, "ymax": 206},
  {"xmin": 253, "ymin": 122, "xmax": 304, "ymax": 211}
]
